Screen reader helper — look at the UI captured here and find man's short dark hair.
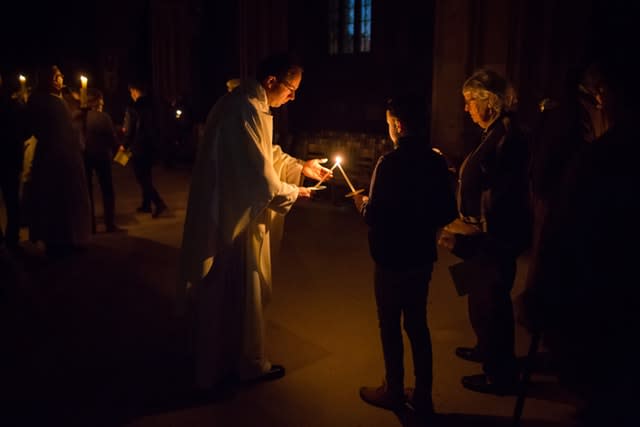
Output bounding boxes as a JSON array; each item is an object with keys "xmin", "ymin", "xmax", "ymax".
[
  {"xmin": 256, "ymin": 52, "xmax": 304, "ymax": 82},
  {"xmin": 386, "ymin": 94, "xmax": 428, "ymax": 135}
]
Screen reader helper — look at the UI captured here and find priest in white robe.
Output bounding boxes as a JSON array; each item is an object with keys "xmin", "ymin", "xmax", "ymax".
[{"xmin": 179, "ymin": 53, "xmax": 331, "ymax": 388}]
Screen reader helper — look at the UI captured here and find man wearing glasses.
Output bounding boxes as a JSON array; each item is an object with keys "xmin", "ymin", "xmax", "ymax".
[{"xmin": 179, "ymin": 52, "xmax": 332, "ymax": 391}]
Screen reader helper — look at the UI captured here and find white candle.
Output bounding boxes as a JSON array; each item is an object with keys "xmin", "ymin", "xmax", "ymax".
[
  {"xmin": 337, "ymin": 162, "xmax": 357, "ymax": 193},
  {"xmin": 80, "ymin": 75, "xmax": 88, "ymax": 107},
  {"xmin": 18, "ymin": 75, "xmax": 27, "ymax": 102},
  {"xmin": 313, "ymin": 156, "xmax": 341, "ymax": 188}
]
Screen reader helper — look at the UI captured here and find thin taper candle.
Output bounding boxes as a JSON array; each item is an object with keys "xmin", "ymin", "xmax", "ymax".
[
  {"xmin": 337, "ymin": 162, "xmax": 357, "ymax": 193},
  {"xmin": 313, "ymin": 157, "xmax": 340, "ymax": 188}
]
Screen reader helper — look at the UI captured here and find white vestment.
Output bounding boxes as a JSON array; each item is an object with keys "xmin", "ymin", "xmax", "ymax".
[{"xmin": 178, "ymin": 80, "xmax": 303, "ymax": 387}]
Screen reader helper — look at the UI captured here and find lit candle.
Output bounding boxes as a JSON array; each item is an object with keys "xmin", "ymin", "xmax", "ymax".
[
  {"xmin": 313, "ymin": 156, "xmax": 341, "ymax": 188},
  {"xmin": 175, "ymin": 109, "xmax": 182, "ymax": 119},
  {"xmin": 18, "ymin": 74, "xmax": 27, "ymax": 102},
  {"xmin": 80, "ymin": 75, "xmax": 88, "ymax": 108}
]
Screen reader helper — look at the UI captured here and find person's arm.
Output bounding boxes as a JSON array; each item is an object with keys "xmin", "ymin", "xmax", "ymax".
[
  {"xmin": 239, "ymin": 108, "xmax": 300, "ymax": 215},
  {"xmin": 103, "ymin": 112, "xmax": 119, "ymax": 153},
  {"xmin": 360, "ymin": 156, "xmax": 388, "ymax": 227},
  {"xmin": 121, "ymin": 107, "xmax": 135, "ymax": 150},
  {"xmin": 272, "ymin": 143, "xmax": 304, "ymax": 184}
]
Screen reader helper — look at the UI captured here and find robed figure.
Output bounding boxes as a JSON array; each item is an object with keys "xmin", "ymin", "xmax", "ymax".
[
  {"xmin": 26, "ymin": 66, "xmax": 91, "ymax": 255},
  {"xmin": 179, "ymin": 53, "xmax": 330, "ymax": 388}
]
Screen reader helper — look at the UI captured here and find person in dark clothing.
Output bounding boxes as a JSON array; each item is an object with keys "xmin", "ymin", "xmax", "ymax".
[
  {"xmin": 438, "ymin": 69, "xmax": 531, "ymax": 395},
  {"xmin": 121, "ymin": 81, "xmax": 167, "ymax": 218},
  {"xmin": 518, "ymin": 52, "xmax": 640, "ymax": 427},
  {"xmin": 84, "ymin": 89, "xmax": 123, "ymax": 232},
  {"xmin": 0, "ymin": 73, "xmax": 30, "ymax": 251},
  {"xmin": 355, "ymin": 95, "xmax": 457, "ymax": 418},
  {"xmin": 26, "ymin": 65, "xmax": 92, "ymax": 257}
]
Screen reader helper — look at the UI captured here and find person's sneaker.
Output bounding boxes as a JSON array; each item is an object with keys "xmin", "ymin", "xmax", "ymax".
[{"xmin": 359, "ymin": 383, "xmax": 405, "ymax": 410}]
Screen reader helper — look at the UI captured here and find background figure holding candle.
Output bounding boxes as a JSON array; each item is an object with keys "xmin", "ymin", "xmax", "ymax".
[
  {"xmin": 121, "ymin": 79, "xmax": 168, "ymax": 218},
  {"xmin": 25, "ymin": 64, "xmax": 92, "ymax": 257},
  {"xmin": 354, "ymin": 95, "xmax": 457, "ymax": 417},
  {"xmin": 83, "ymin": 89, "xmax": 124, "ymax": 233},
  {"xmin": 437, "ymin": 69, "xmax": 531, "ymax": 395},
  {"xmin": 0, "ymin": 73, "xmax": 30, "ymax": 251},
  {"xmin": 178, "ymin": 52, "xmax": 332, "ymax": 389}
]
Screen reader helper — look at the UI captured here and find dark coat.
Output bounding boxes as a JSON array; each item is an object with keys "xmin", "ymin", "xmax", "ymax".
[
  {"xmin": 123, "ymin": 95, "xmax": 157, "ymax": 157},
  {"xmin": 523, "ymin": 121, "xmax": 640, "ymax": 387},
  {"xmin": 455, "ymin": 114, "xmax": 532, "ymax": 258},
  {"xmin": 26, "ymin": 92, "xmax": 91, "ymax": 246},
  {"xmin": 85, "ymin": 110, "xmax": 118, "ymax": 160},
  {"xmin": 361, "ymin": 136, "xmax": 457, "ymax": 270}
]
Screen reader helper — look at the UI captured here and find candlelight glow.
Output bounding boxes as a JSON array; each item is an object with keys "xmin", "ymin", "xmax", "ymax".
[
  {"xmin": 176, "ymin": 109, "xmax": 183, "ymax": 118},
  {"xmin": 19, "ymin": 75, "xmax": 26, "ymax": 83},
  {"xmin": 79, "ymin": 76, "xmax": 88, "ymax": 108},
  {"xmin": 312, "ymin": 156, "xmax": 341, "ymax": 188}
]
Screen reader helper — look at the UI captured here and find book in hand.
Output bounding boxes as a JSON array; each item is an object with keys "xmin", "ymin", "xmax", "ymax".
[{"xmin": 113, "ymin": 149, "xmax": 132, "ymax": 166}]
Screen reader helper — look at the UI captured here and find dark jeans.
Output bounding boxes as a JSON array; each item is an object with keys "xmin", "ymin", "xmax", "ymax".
[
  {"xmin": 374, "ymin": 263, "xmax": 434, "ymax": 394},
  {"xmin": 85, "ymin": 153, "xmax": 115, "ymax": 229},
  {"xmin": 0, "ymin": 165, "xmax": 21, "ymax": 247},
  {"xmin": 467, "ymin": 252, "xmax": 518, "ymax": 380},
  {"xmin": 132, "ymin": 154, "xmax": 165, "ymax": 209}
]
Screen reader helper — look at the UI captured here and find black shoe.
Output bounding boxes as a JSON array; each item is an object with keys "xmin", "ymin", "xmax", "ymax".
[
  {"xmin": 152, "ymin": 204, "xmax": 167, "ymax": 218},
  {"xmin": 136, "ymin": 206, "xmax": 152, "ymax": 213},
  {"xmin": 455, "ymin": 346, "xmax": 482, "ymax": 363},
  {"xmin": 461, "ymin": 373, "xmax": 520, "ymax": 396},
  {"xmin": 243, "ymin": 364, "xmax": 285, "ymax": 384}
]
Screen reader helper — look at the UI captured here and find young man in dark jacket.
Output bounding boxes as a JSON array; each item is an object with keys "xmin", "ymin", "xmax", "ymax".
[
  {"xmin": 355, "ymin": 95, "xmax": 457, "ymax": 419},
  {"xmin": 122, "ymin": 81, "xmax": 167, "ymax": 218}
]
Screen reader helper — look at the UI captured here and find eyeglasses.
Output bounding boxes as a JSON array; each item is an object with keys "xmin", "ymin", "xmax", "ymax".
[{"xmin": 279, "ymin": 79, "xmax": 297, "ymax": 94}]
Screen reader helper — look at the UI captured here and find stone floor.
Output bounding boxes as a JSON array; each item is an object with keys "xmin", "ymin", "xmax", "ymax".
[{"xmin": 0, "ymin": 163, "xmax": 578, "ymax": 427}]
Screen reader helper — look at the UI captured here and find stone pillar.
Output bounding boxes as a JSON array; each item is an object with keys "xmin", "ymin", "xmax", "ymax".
[{"xmin": 430, "ymin": 0, "xmax": 474, "ymax": 166}]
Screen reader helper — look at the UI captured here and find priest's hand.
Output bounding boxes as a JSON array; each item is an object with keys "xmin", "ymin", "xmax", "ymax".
[
  {"xmin": 302, "ymin": 158, "xmax": 333, "ymax": 182},
  {"xmin": 297, "ymin": 187, "xmax": 313, "ymax": 199}
]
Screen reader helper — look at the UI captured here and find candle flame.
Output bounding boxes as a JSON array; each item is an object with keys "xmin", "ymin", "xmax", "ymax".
[
  {"xmin": 175, "ymin": 109, "xmax": 182, "ymax": 118},
  {"xmin": 80, "ymin": 75, "xmax": 88, "ymax": 84},
  {"xmin": 335, "ymin": 156, "xmax": 342, "ymax": 164},
  {"xmin": 19, "ymin": 75, "xmax": 26, "ymax": 83}
]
